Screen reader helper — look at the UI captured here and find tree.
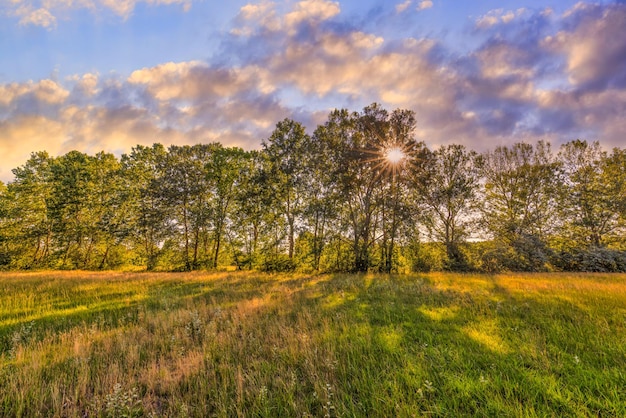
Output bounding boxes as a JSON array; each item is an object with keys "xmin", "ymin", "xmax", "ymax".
[
  {"xmin": 48, "ymin": 151, "xmax": 96, "ymax": 268},
  {"xmin": 604, "ymin": 147, "xmax": 626, "ymax": 241},
  {"xmin": 0, "ymin": 180, "xmax": 10, "ymax": 266},
  {"xmin": 378, "ymin": 108, "xmax": 428, "ymax": 273},
  {"xmin": 262, "ymin": 119, "xmax": 311, "ymax": 261},
  {"xmin": 415, "ymin": 144, "xmax": 482, "ymax": 270},
  {"xmin": 156, "ymin": 144, "xmax": 216, "ymax": 271},
  {"xmin": 303, "ymin": 127, "xmax": 340, "ymax": 271},
  {"xmin": 2, "ymin": 152, "xmax": 55, "ymax": 268},
  {"xmin": 314, "ymin": 104, "xmax": 426, "ymax": 272},
  {"xmin": 205, "ymin": 146, "xmax": 249, "ymax": 268},
  {"xmin": 229, "ymin": 150, "xmax": 271, "ymax": 269},
  {"xmin": 89, "ymin": 151, "xmax": 129, "ymax": 269},
  {"xmin": 120, "ymin": 144, "xmax": 169, "ymax": 270},
  {"xmin": 315, "ymin": 107, "xmax": 376, "ymax": 272},
  {"xmin": 481, "ymin": 141, "xmax": 559, "ymax": 271},
  {"xmin": 558, "ymin": 140, "xmax": 621, "ymax": 249}
]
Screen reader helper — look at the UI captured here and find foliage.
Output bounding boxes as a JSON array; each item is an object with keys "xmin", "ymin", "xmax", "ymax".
[
  {"xmin": 557, "ymin": 140, "xmax": 623, "ymax": 250},
  {"xmin": 480, "ymin": 141, "xmax": 560, "ymax": 271},
  {"xmin": 0, "ymin": 106, "xmax": 625, "ymax": 273},
  {"xmin": 415, "ymin": 144, "xmax": 482, "ymax": 271},
  {"xmin": 551, "ymin": 247, "xmax": 626, "ymax": 272}
]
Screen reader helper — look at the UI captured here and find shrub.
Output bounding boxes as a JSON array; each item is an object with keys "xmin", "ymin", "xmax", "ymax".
[
  {"xmin": 551, "ymin": 247, "xmax": 626, "ymax": 272},
  {"xmin": 261, "ymin": 254, "xmax": 296, "ymax": 272}
]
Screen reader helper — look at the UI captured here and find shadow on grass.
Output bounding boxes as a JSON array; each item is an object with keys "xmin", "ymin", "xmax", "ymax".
[
  {"xmin": 0, "ymin": 272, "xmax": 318, "ymax": 353},
  {"xmin": 293, "ymin": 273, "xmax": 626, "ymax": 416}
]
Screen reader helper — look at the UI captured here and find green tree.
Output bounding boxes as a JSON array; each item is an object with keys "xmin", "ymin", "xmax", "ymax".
[
  {"xmin": 156, "ymin": 144, "xmax": 215, "ymax": 271},
  {"xmin": 262, "ymin": 119, "xmax": 311, "ymax": 261},
  {"xmin": 303, "ymin": 127, "xmax": 340, "ymax": 271},
  {"xmin": 2, "ymin": 152, "xmax": 55, "ymax": 268},
  {"xmin": 558, "ymin": 140, "xmax": 621, "ymax": 249},
  {"xmin": 604, "ymin": 147, "xmax": 626, "ymax": 239},
  {"xmin": 377, "ymin": 108, "xmax": 428, "ymax": 273},
  {"xmin": 89, "ymin": 151, "xmax": 129, "ymax": 269},
  {"xmin": 229, "ymin": 150, "xmax": 270, "ymax": 269},
  {"xmin": 315, "ymin": 108, "xmax": 374, "ymax": 272},
  {"xmin": 415, "ymin": 144, "xmax": 482, "ymax": 270},
  {"xmin": 0, "ymin": 180, "xmax": 10, "ymax": 266},
  {"xmin": 481, "ymin": 141, "xmax": 558, "ymax": 271},
  {"xmin": 205, "ymin": 146, "xmax": 249, "ymax": 268},
  {"xmin": 49, "ymin": 151, "xmax": 98, "ymax": 268},
  {"xmin": 314, "ymin": 104, "xmax": 424, "ymax": 272},
  {"xmin": 120, "ymin": 144, "xmax": 169, "ymax": 270}
]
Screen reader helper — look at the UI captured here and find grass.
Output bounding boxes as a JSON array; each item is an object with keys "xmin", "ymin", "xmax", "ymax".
[{"xmin": 0, "ymin": 271, "xmax": 625, "ymax": 417}]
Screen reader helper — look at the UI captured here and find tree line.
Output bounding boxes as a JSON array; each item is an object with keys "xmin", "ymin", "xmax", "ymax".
[{"xmin": 1, "ymin": 103, "xmax": 625, "ymax": 273}]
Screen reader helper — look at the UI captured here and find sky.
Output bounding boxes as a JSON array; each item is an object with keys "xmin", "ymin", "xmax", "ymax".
[{"xmin": 1, "ymin": 0, "xmax": 626, "ymax": 182}]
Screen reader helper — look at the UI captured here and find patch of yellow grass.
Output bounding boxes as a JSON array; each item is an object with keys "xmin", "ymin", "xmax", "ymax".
[
  {"xmin": 378, "ymin": 326, "xmax": 403, "ymax": 352},
  {"xmin": 418, "ymin": 305, "xmax": 460, "ymax": 321},
  {"xmin": 462, "ymin": 319, "xmax": 510, "ymax": 354}
]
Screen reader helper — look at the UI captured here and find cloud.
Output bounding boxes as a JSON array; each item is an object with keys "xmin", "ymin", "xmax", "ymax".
[
  {"xmin": 3, "ymin": 1, "xmax": 626, "ymax": 182},
  {"xmin": 284, "ymin": 0, "xmax": 340, "ymax": 30},
  {"xmin": 0, "ymin": 115, "xmax": 66, "ymax": 181},
  {"xmin": 466, "ymin": 2, "xmax": 626, "ymax": 147},
  {"xmin": 3, "ymin": 0, "xmax": 194, "ymax": 27},
  {"xmin": 395, "ymin": 0, "xmax": 432, "ymax": 14},
  {"xmin": 69, "ymin": 73, "xmax": 100, "ymax": 98},
  {"xmin": 476, "ymin": 8, "xmax": 526, "ymax": 29},
  {"xmin": 0, "ymin": 79, "xmax": 70, "ymax": 114},
  {"xmin": 0, "ymin": 59, "xmax": 308, "ymax": 181},
  {"xmin": 232, "ymin": 0, "xmax": 340, "ymax": 36},
  {"xmin": 14, "ymin": 5, "xmax": 57, "ymax": 28},
  {"xmin": 396, "ymin": 0, "xmax": 412, "ymax": 13},
  {"xmin": 417, "ymin": 1, "xmax": 433, "ymax": 11},
  {"xmin": 543, "ymin": 2, "xmax": 626, "ymax": 89}
]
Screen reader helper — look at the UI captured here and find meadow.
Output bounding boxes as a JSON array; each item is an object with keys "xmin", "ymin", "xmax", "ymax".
[{"xmin": 0, "ymin": 271, "xmax": 624, "ymax": 417}]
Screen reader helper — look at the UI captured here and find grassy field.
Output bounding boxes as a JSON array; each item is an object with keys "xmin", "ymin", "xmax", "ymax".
[{"xmin": 0, "ymin": 271, "xmax": 625, "ymax": 417}]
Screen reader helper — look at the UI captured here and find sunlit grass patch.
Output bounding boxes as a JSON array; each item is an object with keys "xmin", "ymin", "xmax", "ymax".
[
  {"xmin": 462, "ymin": 319, "xmax": 511, "ymax": 354},
  {"xmin": 418, "ymin": 305, "xmax": 460, "ymax": 321}
]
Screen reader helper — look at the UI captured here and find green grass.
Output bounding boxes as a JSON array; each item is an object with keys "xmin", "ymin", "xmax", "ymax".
[{"xmin": 0, "ymin": 271, "xmax": 625, "ymax": 417}]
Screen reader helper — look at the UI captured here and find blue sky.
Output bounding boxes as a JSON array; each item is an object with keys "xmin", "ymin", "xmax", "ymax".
[{"xmin": 1, "ymin": 0, "xmax": 625, "ymax": 181}]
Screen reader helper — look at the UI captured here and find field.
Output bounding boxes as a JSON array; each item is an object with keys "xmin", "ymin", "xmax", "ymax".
[{"xmin": 0, "ymin": 271, "xmax": 625, "ymax": 417}]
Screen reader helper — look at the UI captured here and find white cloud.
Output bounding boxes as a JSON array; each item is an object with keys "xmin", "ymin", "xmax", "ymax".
[
  {"xmin": 476, "ymin": 8, "xmax": 525, "ymax": 29},
  {"xmin": 4, "ymin": 0, "xmax": 194, "ymax": 27},
  {"xmin": 562, "ymin": 1, "xmax": 590, "ymax": 18},
  {"xmin": 128, "ymin": 61, "xmax": 264, "ymax": 102},
  {"xmin": 396, "ymin": 0, "xmax": 411, "ymax": 14},
  {"xmin": 417, "ymin": 1, "xmax": 433, "ymax": 11},
  {"xmin": 543, "ymin": 4, "xmax": 626, "ymax": 87},
  {"xmin": 475, "ymin": 42, "xmax": 536, "ymax": 81},
  {"xmin": 3, "ymin": 2, "xmax": 626, "ymax": 182},
  {"xmin": 232, "ymin": 0, "xmax": 340, "ymax": 36},
  {"xmin": 15, "ymin": 5, "xmax": 57, "ymax": 28},
  {"xmin": 0, "ymin": 115, "xmax": 66, "ymax": 181},
  {"xmin": 73, "ymin": 73, "xmax": 100, "ymax": 97},
  {"xmin": 284, "ymin": 0, "xmax": 340, "ymax": 30},
  {"xmin": 0, "ymin": 79, "xmax": 69, "ymax": 106}
]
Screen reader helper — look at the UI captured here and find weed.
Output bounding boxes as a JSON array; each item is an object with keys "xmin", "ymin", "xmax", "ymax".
[
  {"xmin": 184, "ymin": 310, "xmax": 203, "ymax": 342},
  {"xmin": 322, "ymin": 383, "xmax": 336, "ymax": 418},
  {"xmin": 9, "ymin": 320, "xmax": 34, "ymax": 358},
  {"xmin": 102, "ymin": 384, "xmax": 142, "ymax": 418}
]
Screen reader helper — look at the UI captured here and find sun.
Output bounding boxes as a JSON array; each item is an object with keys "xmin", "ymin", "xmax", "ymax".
[{"xmin": 384, "ymin": 146, "xmax": 405, "ymax": 164}]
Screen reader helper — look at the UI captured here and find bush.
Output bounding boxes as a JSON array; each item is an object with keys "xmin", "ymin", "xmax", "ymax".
[
  {"xmin": 0, "ymin": 250, "xmax": 11, "ymax": 268},
  {"xmin": 408, "ymin": 242, "xmax": 445, "ymax": 272},
  {"xmin": 551, "ymin": 247, "xmax": 626, "ymax": 272},
  {"xmin": 261, "ymin": 254, "xmax": 296, "ymax": 272}
]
